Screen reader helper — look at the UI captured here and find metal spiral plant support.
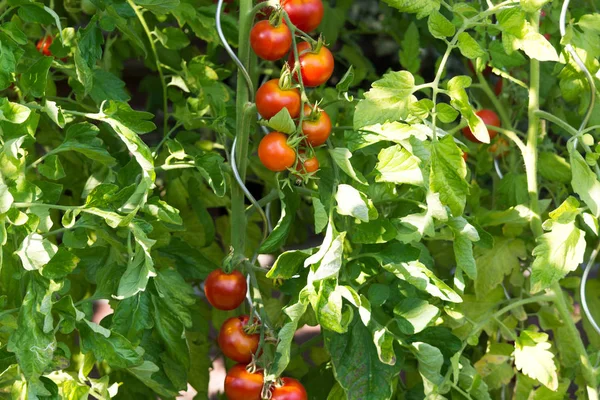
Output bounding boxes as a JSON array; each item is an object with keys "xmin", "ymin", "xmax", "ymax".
[
  {"xmin": 215, "ymin": 0, "xmax": 269, "ymax": 243},
  {"xmin": 494, "ymin": 158, "xmax": 504, "ymax": 180},
  {"xmin": 559, "ymin": 0, "xmax": 600, "ymax": 336}
]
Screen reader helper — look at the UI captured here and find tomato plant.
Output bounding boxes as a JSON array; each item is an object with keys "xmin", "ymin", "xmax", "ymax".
[{"xmin": 2, "ymin": 0, "xmax": 600, "ymax": 399}]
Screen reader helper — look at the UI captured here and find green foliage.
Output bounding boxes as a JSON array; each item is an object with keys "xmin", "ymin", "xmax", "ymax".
[{"xmin": 1, "ymin": 0, "xmax": 600, "ymax": 399}]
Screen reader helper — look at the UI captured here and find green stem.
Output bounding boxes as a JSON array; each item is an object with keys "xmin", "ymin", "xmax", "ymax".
[
  {"xmin": 475, "ymin": 72, "xmax": 512, "ymax": 129},
  {"xmin": 485, "ymin": 125, "xmax": 526, "ymax": 153},
  {"xmin": 127, "ymin": 0, "xmax": 169, "ymax": 136},
  {"xmin": 153, "ymin": 122, "xmax": 183, "ymax": 157},
  {"xmin": 13, "ymin": 202, "xmax": 83, "ymax": 211}
]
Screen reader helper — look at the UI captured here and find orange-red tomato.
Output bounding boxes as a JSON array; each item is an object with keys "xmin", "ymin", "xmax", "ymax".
[
  {"xmin": 204, "ymin": 269, "xmax": 247, "ymax": 310},
  {"xmin": 224, "ymin": 364, "xmax": 264, "ymax": 400},
  {"xmin": 256, "ymin": 79, "xmax": 301, "ymax": 119},
  {"xmin": 37, "ymin": 36, "xmax": 53, "ymax": 57},
  {"xmin": 258, "ymin": 132, "xmax": 297, "ymax": 172},
  {"xmin": 250, "ymin": 20, "xmax": 292, "ymax": 61},
  {"xmin": 462, "ymin": 152, "xmax": 468, "ymax": 162},
  {"xmin": 302, "ymin": 104, "xmax": 331, "ymax": 146},
  {"xmin": 282, "ymin": 0, "xmax": 324, "ymax": 32},
  {"xmin": 462, "ymin": 109, "xmax": 500, "ymax": 143},
  {"xmin": 489, "ymin": 137, "xmax": 510, "ymax": 158},
  {"xmin": 218, "ymin": 316, "xmax": 260, "ymax": 363},
  {"xmin": 271, "ymin": 377, "xmax": 308, "ymax": 400},
  {"xmin": 289, "ymin": 42, "xmax": 334, "ymax": 87},
  {"xmin": 494, "ymin": 78, "xmax": 503, "ymax": 96},
  {"xmin": 296, "ymin": 154, "xmax": 319, "ymax": 174}
]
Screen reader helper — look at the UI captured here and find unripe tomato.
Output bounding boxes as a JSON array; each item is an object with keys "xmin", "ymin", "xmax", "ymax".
[
  {"xmin": 271, "ymin": 377, "xmax": 308, "ymax": 400},
  {"xmin": 302, "ymin": 104, "xmax": 331, "ymax": 146},
  {"xmin": 289, "ymin": 42, "xmax": 334, "ymax": 87},
  {"xmin": 81, "ymin": 0, "xmax": 97, "ymax": 14},
  {"xmin": 218, "ymin": 316, "xmax": 260, "ymax": 363},
  {"xmin": 258, "ymin": 132, "xmax": 297, "ymax": 172},
  {"xmin": 204, "ymin": 269, "xmax": 247, "ymax": 311},
  {"xmin": 256, "ymin": 79, "xmax": 301, "ymax": 119},
  {"xmin": 462, "ymin": 109, "xmax": 500, "ymax": 143},
  {"xmin": 489, "ymin": 137, "xmax": 510, "ymax": 158},
  {"xmin": 250, "ymin": 20, "xmax": 292, "ymax": 61},
  {"xmin": 282, "ymin": 0, "xmax": 324, "ymax": 33},
  {"xmin": 224, "ymin": 364, "xmax": 264, "ymax": 400},
  {"xmin": 296, "ymin": 154, "xmax": 319, "ymax": 174},
  {"xmin": 37, "ymin": 36, "xmax": 53, "ymax": 57}
]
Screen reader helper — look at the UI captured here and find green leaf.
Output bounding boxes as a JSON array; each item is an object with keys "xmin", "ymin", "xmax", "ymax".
[
  {"xmin": 78, "ymin": 320, "xmax": 144, "ymax": 368},
  {"xmin": 111, "ymin": 292, "xmax": 153, "ymax": 345},
  {"xmin": 399, "ymin": 22, "xmax": 421, "ymax": 74},
  {"xmin": 457, "ymin": 32, "xmax": 486, "ymax": 59},
  {"xmin": 18, "ymin": 4, "xmax": 55, "ymax": 24},
  {"xmin": 513, "ymin": 331, "xmax": 558, "ymax": 390},
  {"xmin": 354, "ymin": 70, "xmax": 415, "ymax": 129},
  {"xmin": 325, "ymin": 317, "xmax": 400, "ymax": 400},
  {"xmin": 14, "ymin": 233, "xmax": 58, "ymax": 271},
  {"xmin": 538, "ymin": 152, "xmax": 572, "ymax": 184},
  {"xmin": 136, "ymin": 0, "xmax": 181, "ymax": 14},
  {"xmin": 0, "ymin": 183, "xmax": 14, "ymax": 213},
  {"xmin": 475, "ymin": 237, "xmax": 526, "ymax": 299},
  {"xmin": 313, "ymin": 197, "xmax": 328, "ymax": 234},
  {"xmin": 267, "ymin": 249, "xmax": 312, "ymax": 279},
  {"xmin": 143, "ymin": 197, "xmax": 183, "ymax": 225},
  {"xmin": 41, "ymin": 248, "xmax": 79, "ymax": 280},
  {"xmin": 394, "ymin": 298, "xmax": 439, "ymax": 335},
  {"xmin": 474, "ymin": 345, "xmax": 515, "ymax": 390},
  {"xmin": 336, "ymin": 185, "xmax": 369, "ymax": 222},
  {"xmin": 43, "ymin": 100, "xmax": 66, "ymax": 128},
  {"xmin": 449, "ymin": 217, "xmax": 479, "ymax": 280},
  {"xmin": 265, "ymin": 108, "xmax": 296, "ymax": 134},
  {"xmin": 447, "ymin": 76, "xmax": 489, "ymax": 143},
  {"xmin": 91, "ymin": 70, "xmax": 130, "ymax": 104},
  {"xmin": 116, "ymin": 245, "xmax": 157, "ymax": 299},
  {"xmin": 155, "ymin": 27, "xmax": 190, "ymax": 50},
  {"xmin": 154, "ymin": 268, "xmax": 195, "ymax": 328},
  {"xmin": 0, "ymin": 98, "xmax": 31, "ymax": 124},
  {"xmin": 54, "ymin": 122, "xmax": 116, "ymax": 166},
  {"xmin": 413, "ymin": 342, "xmax": 446, "ymax": 396},
  {"xmin": 329, "ymin": 148, "xmax": 367, "ymax": 184},
  {"xmin": 430, "ymin": 135, "xmax": 469, "ymax": 216},
  {"xmin": 375, "ymin": 144, "xmax": 424, "ymax": 186},
  {"xmin": 195, "ymin": 152, "xmax": 227, "ymax": 197},
  {"xmin": 21, "ymin": 56, "xmax": 53, "ymax": 98},
  {"xmin": 0, "ymin": 45, "xmax": 16, "ymax": 91},
  {"xmin": 151, "ymin": 294, "xmax": 190, "ymax": 372},
  {"xmin": 381, "ymin": 0, "xmax": 440, "ymax": 18},
  {"xmin": 428, "ymin": 10, "xmax": 455, "ymax": 39},
  {"xmin": 530, "ymin": 220, "xmax": 586, "ymax": 293},
  {"xmin": 569, "ymin": 143, "xmax": 600, "ymax": 217},
  {"xmin": 308, "ymin": 232, "xmax": 346, "ymax": 283},
  {"xmin": 436, "ymin": 103, "xmax": 459, "ymax": 123},
  {"xmin": 38, "ymin": 154, "xmax": 65, "ymax": 180},
  {"xmin": 336, "ymin": 66, "xmax": 355, "ymax": 92},
  {"xmin": 518, "ymin": 31, "xmax": 559, "ymax": 62},
  {"xmin": 259, "ymin": 187, "xmax": 300, "ymax": 253}
]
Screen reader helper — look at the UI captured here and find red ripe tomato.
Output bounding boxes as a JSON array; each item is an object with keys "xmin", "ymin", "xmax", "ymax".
[
  {"xmin": 462, "ymin": 152, "xmax": 468, "ymax": 162},
  {"xmin": 282, "ymin": 0, "xmax": 324, "ymax": 33},
  {"xmin": 296, "ymin": 154, "xmax": 319, "ymax": 174},
  {"xmin": 218, "ymin": 316, "xmax": 260, "ymax": 363},
  {"xmin": 289, "ymin": 42, "xmax": 334, "ymax": 87},
  {"xmin": 37, "ymin": 36, "xmax": 53, "ymax": 57},
  {"xmin": 204, "ymin": 269, "xmax": 247, "ymax": 310},
  {"xmin": 258, "ymin": 132, "xmax": 297, "ymax": 172},
  {"xmin": 256, "ymin": 79, "xmax": 301, "ymax": 119},
  {"xmin": 302, "ymin": 104, "xmax": 331, "ymax": 146},
  {"xmin": 462, "ymin": 109, "xmax": 500, "ymax": 143},
  {"xmin": 250, "ymin": 20, "xmax": 292, "ymax": 61},
  {"xmin": 224, "ymin": 364, "xmax": 264, "ymax": 400},
  {"xmin": 271, "ymin": 378, "xmax": 308, "ymax": 400}
]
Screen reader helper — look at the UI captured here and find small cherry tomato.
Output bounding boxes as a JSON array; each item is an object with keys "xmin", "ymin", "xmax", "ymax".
[
  {"xmin": 258, "ymin": 132, "xmax": 297, "ymax": 172},
  {"xmin": 494, "ymin": 78, "xmax": 503, "ymax": 96},
  {"xmin": 271, "ymin": 377, "xmax": 308, "ymax": 400},
  {"xmin": 282, "ymin": 0, "xmax": 324, "ymax": 33},
  {"xmin": 289, "ymin": 42, "xmax": 334, "ymax": 87},
  {"xmin": 250, "ymin": 20, "xmax": 292, "ymax": 61},
  {"xmin": 224, "ymin": 364, "xmax": 264, "ymax": 400},
  {"xmin": 204, "ymin": 269, "xmax": 247, "ymax": 311},
  {"xmin": 489, "ymin": 137, "xmax": 510, "ymax": 158},
  {"xmin": 462, "ymin": 109, "xmax": 500, "ymax": 143},
  {"xmin": 256, "ymin": 79, "xmax": 301, "ymax": 120},
  {"xmin": 296, "ymin": 154, "xmax": 319, "ymax": 174},
  {"xmin": 218, "ymin": 316, "xmax": 260, "ymax": 363},
  {"xmin": 302, "ymin": 104, "xmax": 331, "ymax": 146},
  {"xmin": 37, "ymin": 36, "xmax": 53, "ymax": 57}
]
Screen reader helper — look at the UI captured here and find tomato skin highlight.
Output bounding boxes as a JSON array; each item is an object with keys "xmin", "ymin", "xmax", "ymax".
[
  {"xmin": 250, "ymin": 20, "xmax": 293, "ymax": 61},
  {"xmin": 224, "ymin": 364, "xmax": 264, "ymax": 400},
  {"xmin": 256, "ymin": 79, "xmax": 301, "ymax": 119},
  {"xmin": 302, "ymin": 104, "xmax": 331, "ymax": 146},
  {"xmin": 289, "ymin": 42, "xmax": 334, "ymax": 87},
  {"xmin": 218, "ymin": 316, "xmax": 260, "ymax": 363},
  {"xmin": 282, "ymin": 0, "xmax": 324, "ymax": 32},
  {"xmin": 258, "ymin": 132, "xmax": 297, "ymax": 172},
  {"xmin": 37, "ymin": 36, "xmax": 53, "ymax": 57},
  {"xmin": 204, "ymin": 269, "xmax": 247, "ymax": 311},
  {"xmin": 271, "ymin": 377, "xmax": 308, "ymax": 400},
  {"xmin": 462, "ymin": 109, "xmax": 500, "ymax": 143}
]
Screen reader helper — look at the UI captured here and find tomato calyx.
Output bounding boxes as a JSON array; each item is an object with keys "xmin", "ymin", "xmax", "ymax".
[
  {"xmin": 222, "ymin": 247, "xmax": 248, "ymax": 274},
  {"xmin": 278, "ymin": 65, "xmax": 299, "ymax": 91}
]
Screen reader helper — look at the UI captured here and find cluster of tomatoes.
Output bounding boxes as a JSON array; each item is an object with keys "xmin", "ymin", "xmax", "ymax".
[
  {"xmin": 204, "ymin": 268, "xmax": 307, "ymax": 399},
  {"xmin": 250, "ymin": 0, "xmax": 333, "ymax": 181}
]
